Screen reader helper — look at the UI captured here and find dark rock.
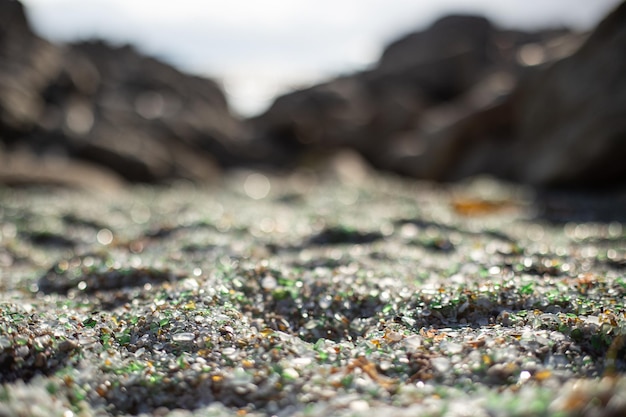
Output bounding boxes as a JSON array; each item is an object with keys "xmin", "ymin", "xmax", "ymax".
[
  {"xmin": 251, "ymin": 15, "xmax": 509, "ymax": 167},
  {"xmin": 377, "ymin": 15, "xmax": 495, "ymax": 100},
  {"xmin": 397, "ymin": 1, "xmax": 626, "ymax": 187},
  {"xmin": 23, "ymin": 230, "xmax": 77, "ymax": 248},
  {"xmin": 0, "ymin": 0, "xmax": 245, "ymax": 184},
  {"xmin": 307, "ymin": 226, "xmax": 383, "ymax": 245},
  {"xmin": 390, "ymin": 87, "xmax": 518, "ymax": 181},
  {"xmin": 0, "ymin": 147, "xmax": 125, "ymax": 191},
  {"xmin": 250, "ymin": 13, "xmax": 580, "ymax": 182},
  {"xmin": 509, "ymin": 0, "xmax": 626, "ymax": 186},
  {"xmin": 0, "ymin": 0, "xmax": 63, "ymax": 132},
  {"xmin": 4, "ymin": 0, "xmax": 623, "ymax": 188}
]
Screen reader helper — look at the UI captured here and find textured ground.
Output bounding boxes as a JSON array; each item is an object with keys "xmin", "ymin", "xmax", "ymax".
[{"xmin": 1, "ymin": 171, "xmax": 626, "ymax": 417}]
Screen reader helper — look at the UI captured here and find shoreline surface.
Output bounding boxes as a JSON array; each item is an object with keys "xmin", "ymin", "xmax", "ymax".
[{"xmin": 1, "ymin": 173, "xmax": 626, "ymax": 416}]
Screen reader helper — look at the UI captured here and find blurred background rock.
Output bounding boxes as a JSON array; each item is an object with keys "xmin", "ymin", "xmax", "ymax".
[{"xmin": 1, "ymin": 0, "xmax": 624, "ymax": 189}]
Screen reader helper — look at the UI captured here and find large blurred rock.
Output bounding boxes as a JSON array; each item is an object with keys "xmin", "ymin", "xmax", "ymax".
[
  {"xmin": 0, "ymin": 0, "xmax": 62, "ymax": 131},
  {"xmin": 251, "ymin": 15, "xmax": 490, "ymax": 166},
  {"xmin": 4, "ymin": 0, "xmax": 623, "ymax": 188},
  {"xmin": 398, "ymin": 1, "xmax": 626, "ymax": 187},
  {"xmin": 0, "ymin": 147, "xmax": 124, "ymax": 191},
  {"xmin": 377, "ymin": 15, "xmax": 494, "ymax": 100},
  {"xmin": 248, "ymin": 8, "xmax": 626, "ymax": 188},
  {"xmin": 509, "ymin": 0, "xmax": 626, "ymax": 186},
  {"xmin": 0, "ymin": 0, "xmax": 244, "ymax": 184}
]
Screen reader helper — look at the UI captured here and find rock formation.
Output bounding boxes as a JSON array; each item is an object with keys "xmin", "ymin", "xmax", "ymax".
[
  {"xmin": 249, "ymin": 15, "xmax": 582, "ymax": 178},
  {"xmin": 0, "ymin": 0, "xmax": 244, "ymax": 185},
  {"xmin": 509, "ymin": 0, "xmax": 626, "ymax": 186},
  {"xmin": 2, "ymin": 0, "xmax": 625, "ymax": 188},
  {"xmin": 252, "ymin": 5, "xmax": 626, "ymax": 188},
  {"xmin": 395, "ymin": 1, "xmax": 626, "ymax": 187}
]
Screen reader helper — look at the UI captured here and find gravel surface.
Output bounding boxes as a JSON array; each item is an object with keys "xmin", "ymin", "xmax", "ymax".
[{"xmin": 1, "ymin": 171, "xmax": 626, "ymax": 417}]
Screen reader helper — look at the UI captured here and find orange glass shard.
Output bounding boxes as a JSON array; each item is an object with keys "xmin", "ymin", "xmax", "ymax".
[{"xmin": 451, "ymin": 198, "xmax": 515, "ymax": 216}]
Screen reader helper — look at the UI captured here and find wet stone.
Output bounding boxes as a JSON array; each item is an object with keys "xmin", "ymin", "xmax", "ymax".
[
  {"xmin": 23, "ymin": 231, "xmax": 77, "ymax": 248},
  {"xmin": 172, "ymin": 332, "xmax": 195, "ymax": 343},
  {"xmin": 307, "ymin": 226, "xmax": 384, "ymax": 245}
]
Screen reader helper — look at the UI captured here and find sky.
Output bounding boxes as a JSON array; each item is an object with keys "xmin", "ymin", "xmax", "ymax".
[{"xmin": 21, "ymin": 0, "xmax": 622, "ymax": 117}]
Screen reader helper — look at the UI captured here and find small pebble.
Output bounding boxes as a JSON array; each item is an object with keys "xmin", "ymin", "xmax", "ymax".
[{"xmin": 172, "ymin": 332, "xmax": 195, "ymax": 342}]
